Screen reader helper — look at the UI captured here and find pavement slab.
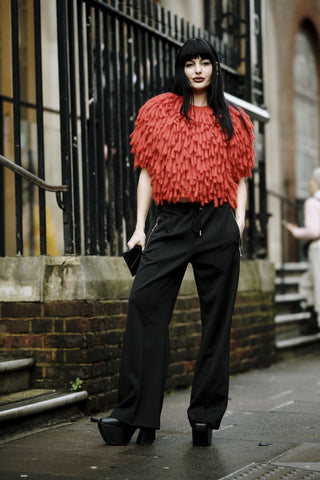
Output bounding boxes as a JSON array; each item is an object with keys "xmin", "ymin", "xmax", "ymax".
[
  {"xmin": 272, "ymin": 443, "xmax": 320, "ymax": 471},
  {"xmin": 219, "ymin": 463, "xmax": 320, "ymax": 480},
  {"xmin": 0, "ymin": 353, "xmax": 319, "ymax": 480}
]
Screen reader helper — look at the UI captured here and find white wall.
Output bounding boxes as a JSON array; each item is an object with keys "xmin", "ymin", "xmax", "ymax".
[{"xmin": 263, "ymin": 1, "xmax": 283, "ymax": 263}]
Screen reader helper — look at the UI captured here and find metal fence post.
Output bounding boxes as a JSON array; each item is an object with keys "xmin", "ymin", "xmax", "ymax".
[
  {"xmin": 0, "ymin": 98, "xmax": 4, "ymax": 256},
  {"xmin": 11, "ymin": 0, "xmax": 23, "ymax": 255},
  {"xmin": 56, "ymin": 0, "xmax": 74, "ymax": 254},
  {"xmin": 33, "ymin": 0, "xmax": 47, "ymax": 255}
]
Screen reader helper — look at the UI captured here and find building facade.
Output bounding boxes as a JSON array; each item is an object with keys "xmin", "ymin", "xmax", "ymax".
[
  {"xmin": 155, "ymin": 0, "xmax": 320, "ymax": 263},
  {"xmin": 3, "ymin": 0, "xmax": 319, "ymax": 414},
  {"xmin": 2, "ymin": 0, "xmax": 319, "ymax": 262},
  {"xmin": 264, "ymin": 0, "xmax": 320, "ymax": 262},
  {"xmin": 0, "ymin": 1, "xmax": 279, "ymax": 407},
  {"xmin": 0, "ymin": 0, "xmax": 268, "ymax": 260}
]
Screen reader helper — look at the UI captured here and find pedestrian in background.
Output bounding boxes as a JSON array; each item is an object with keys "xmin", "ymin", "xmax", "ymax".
[
  {"xmin": 94, "ymin": 38, "xmax": 255, "ymax": 447},
  {"xmin": 285, "ymin": 167, "xmax": 320, "ymax": 333}
]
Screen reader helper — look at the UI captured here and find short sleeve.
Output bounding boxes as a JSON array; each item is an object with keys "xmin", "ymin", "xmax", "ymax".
[{"xmin": 228, "ymin": 107, "xmax": 255, "ymax": 182}]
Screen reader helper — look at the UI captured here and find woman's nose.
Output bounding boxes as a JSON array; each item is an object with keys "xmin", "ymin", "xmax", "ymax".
[{"xmin": 195, "ymin": 62, "xmax": 202, "ymax": 73}]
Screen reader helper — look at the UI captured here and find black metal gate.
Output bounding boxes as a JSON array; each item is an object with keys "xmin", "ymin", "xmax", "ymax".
[{"xmin": 0, "ymin": 0, "xmax": 268, "ymax": 258}]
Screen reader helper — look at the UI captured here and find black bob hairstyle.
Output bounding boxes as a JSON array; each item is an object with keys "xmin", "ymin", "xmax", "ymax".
[{"xmin": 172, "ymin": 38, "xmax": 234, "ymax": 140}]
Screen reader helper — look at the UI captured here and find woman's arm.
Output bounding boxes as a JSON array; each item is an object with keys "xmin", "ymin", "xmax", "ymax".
[
  {"xmin": 127, "ymin": 168, "xmax": 153, "ymax": 250},
  {"xmin": 285, "ymin": 197, "xmax": 320, "ymax": 240},
  {"xmin": 235, "ymin": 177, "xmax": 247, "ymax": 237}
]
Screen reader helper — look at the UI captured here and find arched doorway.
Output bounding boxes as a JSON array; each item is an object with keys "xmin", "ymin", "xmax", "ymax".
[{"xmin": 294, "ymin": 24, "xmax": 319, "ymax": 200}]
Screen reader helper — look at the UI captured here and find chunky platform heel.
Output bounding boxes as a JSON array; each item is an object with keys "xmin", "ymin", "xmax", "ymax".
[
  {"xmin": 192, "ymin": 421, "xmax": 212, "ymax": 446},
  {"xmin": 136, "ymin": 428, "xmax": 156, "ymax": 445},
  {"xmin": 91, "ymin": 417, "xmax": 136, "ymax": 445}
]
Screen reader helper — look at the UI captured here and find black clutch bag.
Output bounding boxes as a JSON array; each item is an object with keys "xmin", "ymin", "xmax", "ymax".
[{"xmin": 122, "ymin": 245, "xmax": 142, "ymax": 276}]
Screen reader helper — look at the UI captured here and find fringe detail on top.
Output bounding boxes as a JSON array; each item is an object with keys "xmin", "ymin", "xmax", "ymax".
[{"xmin": 130, "ymin": 92, "xmax": 255, "ymax": 207}]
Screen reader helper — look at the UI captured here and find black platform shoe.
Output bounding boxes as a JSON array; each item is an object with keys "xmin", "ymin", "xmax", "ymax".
[
  {"xmin": 136, "ymin": 428, "xmax": 156, "ymax": 445},
  {"xmin": 192, "ymin": 421, "xmax": 212, "ymax": 446},
  {"xmin": 91, "ymin": 417, "xmax": 136, "ymax": 445}
]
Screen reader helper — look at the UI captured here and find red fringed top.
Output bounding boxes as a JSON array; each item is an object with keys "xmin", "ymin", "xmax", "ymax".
[{"xmin": 130, "ymin": 92, "xmax": 255, "ymax": 207}]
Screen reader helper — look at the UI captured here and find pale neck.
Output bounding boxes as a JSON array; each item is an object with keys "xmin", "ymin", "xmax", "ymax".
[{"xmin": 192, "ymin": 91, "xmax": 209, "ymax": 107}]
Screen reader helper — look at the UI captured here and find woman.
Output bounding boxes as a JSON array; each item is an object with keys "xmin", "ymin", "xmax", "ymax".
[
  {"xmin": 285, "ymin": 167, "xmax": 320, "ymax": 333},
  {"xmin": 96, "ymin": 38, "xmax": 255, "ymax": 446}
]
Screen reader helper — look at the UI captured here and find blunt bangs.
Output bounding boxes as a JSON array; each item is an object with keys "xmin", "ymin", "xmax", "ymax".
[
  {"xmin": 172, "ymin": 37, "xmax": 234, "ymax": 140},
  {"xmin": 176, "ymin": 38, "xmax": 217, "ymax": 68}
]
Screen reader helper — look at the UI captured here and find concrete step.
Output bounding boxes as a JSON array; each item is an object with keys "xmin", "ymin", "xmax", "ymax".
[
  {"xmin": 274, "ymin": 293, "xmax": 304, "ymax": 304},
  {"xmin": 276, "ymin": 332, "xmax": 320, "ymax": 349},
  {"xmin": 0, "ymin": 358, "xmax": 35, "ymax": 395},
  {"xmin": 274, "ymin": 275, "xmax": 301, "ymax": 293},
  {"xmin": 275, "ymin": 311, "xmax": 310, "ymax": 324},
  {"xmin": 0, "ymin": 388, "xmax": 89, "ymax": 440},
  {"xmin": 0, "ymin": 388, "xmax": 55, "ymax": 407},
  {"xmin": 274, "ymin": 262, "xmax": 320, "ymax": 352},
  {"xmin": 0, "ymin": 389, "xmax": 88, "ymax": 422},
  {"xmin": 274, "ymin": 262, "xmax": 309, "ymax": 273},
  {"xmin": 275, "ymin": 275, "xmax": 301, "ymax": 286}
]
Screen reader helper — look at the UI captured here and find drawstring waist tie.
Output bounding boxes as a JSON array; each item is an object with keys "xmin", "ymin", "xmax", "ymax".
[{"xmin": 158, "ymin": 201, "xmax": 225, "ymax": 238}]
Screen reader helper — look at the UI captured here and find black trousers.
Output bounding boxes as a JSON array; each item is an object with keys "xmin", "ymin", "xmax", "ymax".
[{"xmin": 112, "ymin": 202, "xmax": 241, "ymax": 430}]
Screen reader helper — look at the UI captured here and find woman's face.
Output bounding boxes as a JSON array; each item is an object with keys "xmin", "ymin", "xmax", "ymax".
[
  {"xmin": 309, "ymin": 178, "xmax": 319, "ymax": 195},
  {"xmin": 184, "ymin": 56, "xmax": 213, "ymax": 93}
]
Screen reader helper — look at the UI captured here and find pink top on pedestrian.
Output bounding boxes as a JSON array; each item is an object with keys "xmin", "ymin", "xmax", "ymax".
[{"xmin": 290, "ymin": 191, "xmax": 320, "ymax": 239}]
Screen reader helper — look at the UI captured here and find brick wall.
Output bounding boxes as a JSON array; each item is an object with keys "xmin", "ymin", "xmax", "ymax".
[
  {"xmin": 230, "ymin": 292, "xmax": 276, "ymax": 373},
  {"xmin": 0, "ymin": 289, "xmax": 276, "ymax": 413}
]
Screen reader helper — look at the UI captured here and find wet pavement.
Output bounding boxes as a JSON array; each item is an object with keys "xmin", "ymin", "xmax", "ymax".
[{"xmin": 0, "ymin": 352, "xmax": 319, "ymax": 480}]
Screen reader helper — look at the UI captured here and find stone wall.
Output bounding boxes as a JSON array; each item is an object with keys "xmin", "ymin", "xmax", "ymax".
[{"xmin": 0, "ymin": 257, "xmax": 276, "ymax": 413}]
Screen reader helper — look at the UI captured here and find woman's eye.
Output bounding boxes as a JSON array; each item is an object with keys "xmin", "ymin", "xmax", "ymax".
[{"xmin": 185, "ymin": 63, "xmax": 193, "ymax": 67}]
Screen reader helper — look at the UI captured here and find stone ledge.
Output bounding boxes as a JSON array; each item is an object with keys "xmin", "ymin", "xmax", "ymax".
[{"xmin": 0, "ymin": 256, "xmax": 275, "ymax": 302}]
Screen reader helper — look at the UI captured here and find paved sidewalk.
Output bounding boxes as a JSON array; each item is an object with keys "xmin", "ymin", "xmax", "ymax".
[{"xmin": 0, "ymin": 352, "xmax": 320, "ymax": 480}]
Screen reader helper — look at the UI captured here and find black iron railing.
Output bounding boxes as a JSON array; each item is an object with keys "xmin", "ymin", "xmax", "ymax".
[
  {"xmin": 0, "ymin": 154, "xmax": 68, "ymax": 256},
  {"xmin": 0, "ymin": 155, "xmax": 68, "ymax": 195},
  {"xmin": 0, "ymin": 0, "xmax": 268, "ymax": 258},
  {"xmin": 267, "ymin": 189, "xmax": 305, "ymax": 264}
]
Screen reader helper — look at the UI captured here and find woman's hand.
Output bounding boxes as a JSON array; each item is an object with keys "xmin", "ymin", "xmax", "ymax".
[
  {"xmin": 237, "ymin": 219, "xmax": 245, "ymax": 238},
  {"xmin": 285, "ymin": 222, "xmax": 298, "ymax": 235},
  {"xmin": 127, "ymin": 226, "xmax": 146, "ymax": 250},
  {"xmin": 128, "ymin": 168, "xmax": 153, "ymax": 250},
  {"xmin": 235, "ymin": 178, "xmax": 247, "ymax": 239}
]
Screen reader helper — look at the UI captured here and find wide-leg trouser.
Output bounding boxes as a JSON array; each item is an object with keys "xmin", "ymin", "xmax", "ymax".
[
  {"xmin": 111, "ymin": 202, "xmax": 241, "ymax": 430},
  {"xmin": 300, "ymin": 241, "xmax": 320, "ymax": 322}
]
